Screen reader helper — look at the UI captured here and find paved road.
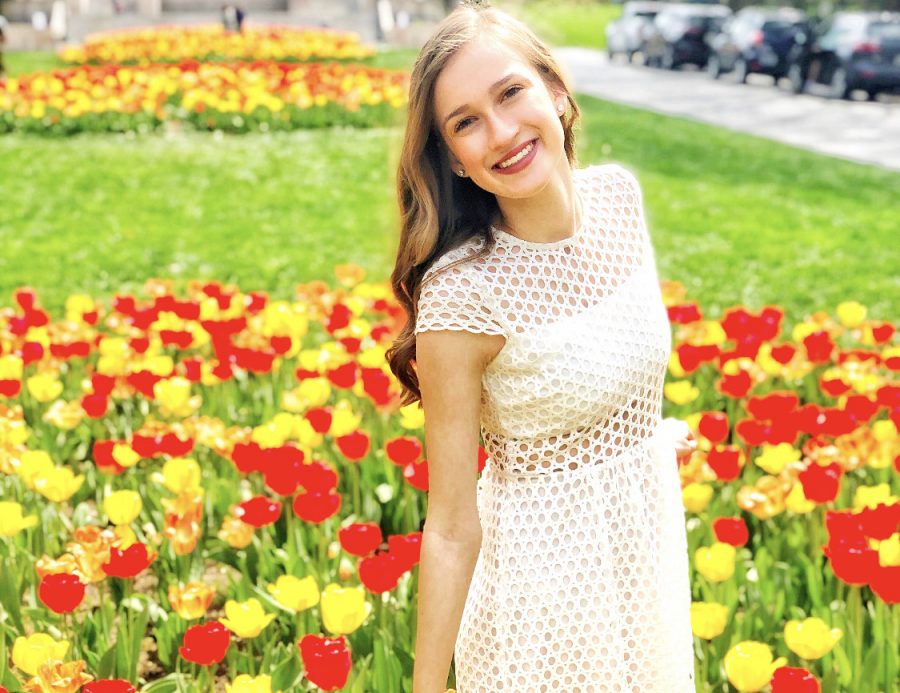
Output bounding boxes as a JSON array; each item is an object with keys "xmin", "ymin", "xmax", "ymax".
[{"xmin": 554, "ymin": 47, "xmax": 900, "ymax": 172}]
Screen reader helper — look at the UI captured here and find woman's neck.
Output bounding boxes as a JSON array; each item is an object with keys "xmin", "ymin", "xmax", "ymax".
[{"xmin": 492, "ymin": 163, "xmax": 580, "ymax": 244}]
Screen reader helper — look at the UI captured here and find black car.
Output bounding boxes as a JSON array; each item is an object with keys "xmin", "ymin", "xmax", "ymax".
[
  {"xmin": 643, "ymin": 3, "xmax": 733, "ymax": 70},
  {"xmin": 786, "ymin": 11, "xmax": 900, "ymax": 99},
  {"xmin": 606, "ymin": 1, "xmax": 664, "ymax": 63},
  {"xmin": 707, "ymin": 6, "xmax": 808, "ymax": 83}
]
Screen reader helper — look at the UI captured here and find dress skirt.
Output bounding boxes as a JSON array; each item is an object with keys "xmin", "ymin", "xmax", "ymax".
[{"xmin": 453, "ymin": 420, "xmax": 696, "ymax": 692}]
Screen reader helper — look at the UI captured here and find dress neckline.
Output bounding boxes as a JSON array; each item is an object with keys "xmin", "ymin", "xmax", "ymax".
[{"xmin": 490, "ymin": 171, "xmax": 588, "ymax": 250}]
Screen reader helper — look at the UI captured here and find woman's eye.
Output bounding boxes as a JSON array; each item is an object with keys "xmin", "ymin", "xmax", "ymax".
[
  {"xmin": 503, "ymin": 85, "xmax": 523, "ymax": 99},
  {"xmin": 454, "ymin": 117, "xmax": 473, "ymax": 133}
]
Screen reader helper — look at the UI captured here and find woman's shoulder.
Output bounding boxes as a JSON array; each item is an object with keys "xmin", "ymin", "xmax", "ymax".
[
  {"xmin": 576, "ymin": 161, "xmax": 642, "ymax": 193},
  {"xmin": 421, "ymin": 235, "xmax": 491, "ymax": 286}
]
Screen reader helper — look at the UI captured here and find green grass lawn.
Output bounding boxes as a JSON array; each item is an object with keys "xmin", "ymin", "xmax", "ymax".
[
  {"xmin": 1, "ymin": 52, "xmax": 898, "ymax": 324},
  {"xmin": 494, "ymin": 0, "xmax": 622, "ymax": 49}
]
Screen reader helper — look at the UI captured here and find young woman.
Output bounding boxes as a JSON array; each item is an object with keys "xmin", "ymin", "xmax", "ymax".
[{"xmin": 386, "ymin": 3, "xmax": 698, "ymax": 691}]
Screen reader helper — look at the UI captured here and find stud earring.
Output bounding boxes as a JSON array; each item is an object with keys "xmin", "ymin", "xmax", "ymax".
[
  {"xmin": 457, "ymin": 169, "xmax": 466, "ymax": 177},
  {"xmin": 557, "ymin": 103, "xmax": 565, "ymax": 113}
]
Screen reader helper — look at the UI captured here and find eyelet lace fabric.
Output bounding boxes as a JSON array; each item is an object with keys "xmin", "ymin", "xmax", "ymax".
[{"xmin": 415, "ymin": 164, "xmax": 695, "ymax": 691}]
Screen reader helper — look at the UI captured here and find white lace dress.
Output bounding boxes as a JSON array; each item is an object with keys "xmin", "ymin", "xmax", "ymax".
[{"xmin": 415, "ymin": 164, "xmax": 696, "ymax": 692}]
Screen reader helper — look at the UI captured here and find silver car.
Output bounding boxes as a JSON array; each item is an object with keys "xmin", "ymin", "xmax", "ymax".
[{"xmin": 606, "ymin": 1, "xmax": 665, "ymax": 63}]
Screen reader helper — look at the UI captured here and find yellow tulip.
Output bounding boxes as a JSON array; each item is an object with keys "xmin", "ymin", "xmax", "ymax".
[
  {"xmin": 853, "ymin": 483, "xmax": 897, "ymax": 510},
  {"xmin": 111, "ymin": 443, "xmax": 141, "ymax": 469},
  {"xmin": 17, "ymin": 450, "xmax": 55, "ymax": 490},
  {"xmin": 226, "ymin": 674, "xmax": 279, "ymax": 693},
  {"xmin": 695, "ymin": 542, "xmax": 736, "ymax": 583},
  {"xmin": 724, "ymin": 641, "xmax": 786, "ymax": 692},
  {"xmin": 220, "ymin": 598, "xmax": 276, "ymax": 638},
  {"xmin": 154, "ymin": 376, "xmax": 200, "ymax": 417},
  {"xmin": 664, "ymin": 380, "xmax": 700, "ymax": 405},
  {"xmin": 320, "ymin": 583, "xmax": 371, "ymax": 635},
  {"xmin": 785, "ymin": 482, "xmax": 816, "ymax": 514},
  {"xmin": 267, "ymin": 575, "xmax": 320, "ymax": 612},
  {"xmin": 156, "ymin": 456, "xmax": 202, "ymax": 494},
  {"xmin": 754, "ymin": 443, "xmax": 801, "ymax": 475},
  {"xmin": 168, "ymin": 581, "xmax": 215, "ymax": 620},
  {"xmin": 42, "ymin": 399, "xmax": 85, "ymax": 430},
  {"xmin": 689, "ymin": 601, "xmax": 729, "ymax": 640},
  {"xmin": 22, "ymin": 658, "xmax": 93, "ymax": 693},
  {"xmin": 26, "ymin": 372, "xmax": 64, "ymax": 403},
  {"xmin": 0, "ymin": 501, "xmax": 39, "ymax": 537},
  {"xmin": 667, "ymin": 351, "xmax": 686, "ymax": 378},
  {"xmin": 398, "ymin": 402, "xmax": 425, "ymax": 430},
  {"xmin": 0, "ymin": 354, "xmax": 24, "ymax": 379},
  {"xmin": 836, "ymin": 300, "xmax": 866, "ymax": 328},
  {"xmin": 12, "ymin": 633, "xmax": 70, "ymax": 675},
  {"xmin": 103, "ymin": 490, "xmax": 142, "ymax": 525},
  {"xmin": 328, "ymin": 401, "xmax": 361, "ymax": 437},
  {"xmin": 682, "ymin": 483, "xmax": 714, "ymax": 513},
  {"xmin": 878, "ymin": 534, "xmax": 900, "ymax": 568},
  {"xmin": 34, "ymin": 466, "xmax": 85, "ymax": 503},
  {"xmin": 784, "ymin": 617, "xmax": 842, "ymax": 660}
]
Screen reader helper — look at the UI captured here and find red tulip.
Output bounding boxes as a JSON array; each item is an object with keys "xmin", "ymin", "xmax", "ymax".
[
  {"xmin": 293, "ymin": 490, "xmax": 342, "ymax": 523},
  {"xmin": 803, "ymin": 330, "xmax": 835, "ymax": 364},
  {"xmin": 770, "ymin": 666, "xmax": 820, "ymax": 693},
  {"xmin": 326, "ymin": 362, "xmax": 357, "ymax": 388},
  {"xmin": 361, "ymin": 367, "xmax": 392, "ymax": 406},
  {"xmin": 358, "ymin": 551, "xmax": 404, "ymax": 593},
  {"xmin": 102, "ymin": 543, "xmax": 156, "ymax": 579},
  {"xmin": 262, "ymin": 446, "xmax": 307, "ymax": 496},
  {"xmin": 231, "ymin": 441, "xmax": 266, "ymax": 474},
  {"xmin": 81, "ymin": 393, "xmax": 109, "ymax": 418},
  {"xmin": 236, "ymin": 496, "xmax": 282, "ymax": 528},
  {"xmin": 305, "ymin": 407, "xmax": 333, "ymax": 434},
  {"xmin": 698, "ymin": 412, "xmax": 729, "ymax": 444},
  {"xmin": 339, "ymin": 522, "xmax": 383, "ymax": 557},
  {"xmin": 83, "ymin": 680, "xmax": 137, "ymax": 693},
  {"xmin": 92, "ymin": 439, "xmax": 127, "ymax": 475},
  {"xmin": 747, "ymin": 391, "xmax": 799, "ymax": 420},
  {"xmin": 477, "ymin": 446, "xmax": 489, "ymax": 473},
  {"xmin": 666, "ymin": 303, "xmax": 702, "ymax": 324},
  {"xmin": 675, "ymin": 343, "xmax": 719, "ymax": 373},
  {"xmin": 336, "ymin": 431, "xmax": 370, "ymax": 461},
  {"xmin": 770, "ymin": 343, "xmax": 797, "ymax": 364},
  {"xmin": 824, "ymin": 542, "xmax": 878, "ymax": 586},
  {"xmin": 326, "ymin": 304, "xmax": 352, "ymax": 333},
  {"xmin": 296, "ymin": 459, "xmax": 339, "ymax": 493},
  {"xmin": 857, "ymin": 502, "xmax": 900, "ymax": 541},
  {"xmin": 38, "ymin": 572, "xmax": 85, "ymax": 613},
  {"xmin": 179, "ymin": 621, "xmax": 231, "ymax": 666},
  {"xmin": 0, "ymin": 379, "xmax": 22, "ymax": 397},
  {"xmin": 387, "ymin": 532, "xmax": 422, "ymax": 570},
  {"xmin": 870, "ymin": 321, "xmax": 895, "ymax": 344},
  {"xmin": 717, "ymin": 370, "xmax": 753, "ymax": 399},
  {"xmin": 270, "ymin": 335, "xmax": 292, "ymax": 355},
  {"xmin": 707, "ymin": 445, "xmax": 742, "ymax": 482},
  {"xmin": 820, "ymin": 376, "xmax": 850, "ymax": 397},
  {"xmin": 713, "ymin": 517, "xmax": 749, "ymax": 547},
  {"xmin": 798, "ymin": 462, "xmax": 843, "ymax": 503},
  {"xmin": 298, "ymin": 634, "xmax": 352, "ymax": 691},
  {"xmin": 842, "ymin": 395, "xmax": 879, "ymax": 424},
  {"xmin": 385, "ymin": 437, "xmax": 422, "ymax": 466},
  {"xmin": 403, "ymin": 459, "xmax": 429, "ymax": 491},
  {"xmin": 870, "ymin": 565, "xmax": 900, "ymax": 604},
  {"xmin": 91, "ymin": 374, "xmax": 116, "ymax": 397}
]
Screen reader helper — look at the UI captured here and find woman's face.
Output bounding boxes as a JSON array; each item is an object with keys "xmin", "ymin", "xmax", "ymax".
[{"xmin": 433, "ymin": 37, "xmax": 568, "ymax": 200}]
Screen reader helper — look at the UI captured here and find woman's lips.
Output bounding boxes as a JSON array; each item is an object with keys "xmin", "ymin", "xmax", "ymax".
[{"xmin": 492, "ymin": 138, "xmax": 538, "ymax": 174}]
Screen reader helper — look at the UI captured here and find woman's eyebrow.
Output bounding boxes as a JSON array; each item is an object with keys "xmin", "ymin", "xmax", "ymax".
[{"xmin": 441, "ymin": 73, "xmax": 525, "ymax": 129}]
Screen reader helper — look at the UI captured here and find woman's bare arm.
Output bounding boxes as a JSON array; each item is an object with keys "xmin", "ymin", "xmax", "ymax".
[{"xmin": 411, "ymin": 328, "xmax": 504, "ymax": 693}]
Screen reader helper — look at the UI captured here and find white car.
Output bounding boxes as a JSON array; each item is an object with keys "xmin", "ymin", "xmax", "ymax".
[{"xmin": 606, "ymin": 1, "xmax": 665, "ymax": 63}]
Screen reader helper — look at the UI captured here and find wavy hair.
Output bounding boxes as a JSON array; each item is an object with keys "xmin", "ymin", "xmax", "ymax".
[{"xmin": 386, "ymin": 1, "xmax": 581, "ymax": 405}]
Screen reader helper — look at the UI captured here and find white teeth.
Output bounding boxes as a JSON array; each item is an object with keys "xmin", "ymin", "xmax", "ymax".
[{"xmin": 497, "ymin": 141, "xmax": 534, "ymax": 169}]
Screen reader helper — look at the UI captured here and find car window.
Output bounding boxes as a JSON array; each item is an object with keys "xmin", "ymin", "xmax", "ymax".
[
  {"xmin": 762, "ymin": 20, "xmax": 804, "ymax": 36},
  {"xmin": 869, "ymin": 21, "xmax": 900, "ymax": 40}
]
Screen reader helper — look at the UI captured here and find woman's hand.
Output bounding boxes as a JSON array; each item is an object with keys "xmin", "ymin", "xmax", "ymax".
[{"xmin": 662, "ymin": 417, "xmax": 697, "ymax": 464}]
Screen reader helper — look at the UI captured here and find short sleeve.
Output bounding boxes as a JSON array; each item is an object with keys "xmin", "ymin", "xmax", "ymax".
[
  {"xmin": 596, "ymin": 163, "xmax": 647, "ymax": 234},
  {"xmin": 415, "ymin": 258, "xmax": 507, "ymax": 338}
]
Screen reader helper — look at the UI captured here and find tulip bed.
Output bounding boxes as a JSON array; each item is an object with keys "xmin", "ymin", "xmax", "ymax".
[
  {"xmin": 0, "ymin": 271, "xmax": 897, "ymax": 693},
  {"xmin": 0, "ymin": 27, "xmax": 408, "ymax": 135},
  {"xmin": 57, "ymin": 26, "xmax": 376, "ymax": 66}
]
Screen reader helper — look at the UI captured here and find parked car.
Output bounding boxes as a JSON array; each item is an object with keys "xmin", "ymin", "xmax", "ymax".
[
  {"xmin": 643, "ymin": 3, "xmax": 733, "ymax": 70},
  {"xmin": 785, "ymin": 11, "xmax": 900, "ymax": 99},
  {"xmin": 606, "ymin": 1, "xmax": 664, "ymax": 63},
  {"xmin": 707, "ymin": 6, "xmax": 808, "ymax": 83}
]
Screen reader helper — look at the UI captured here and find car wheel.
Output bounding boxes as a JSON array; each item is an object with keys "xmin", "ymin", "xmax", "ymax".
[
  {"xmin": 788, "ymin": 63, "xmax": 805, "ymax": 94},
  {"xmin": 662, "ymin": 46, "xmax": 677, "ymax": 70},
  {"xmin": 734, "ymin": 57, "xmax": 749, "ymax": 84},
  {"xmin": 627, "ymin": 50, "xmax": 636, "ymax": 64},
  {"xmin": 867, "ymin": 90, "xmax": 877, "ymax": 101},
  {"xmin": 829, "ymin": 66, "xmax": 851, "ymax": 100},
  {"xmin": 607, "ymin": 49, "xmax": 615, "ymax": 61},
  {"xmin": 707, "ymin": 55, "xmax": 722, "ymax": 79}
]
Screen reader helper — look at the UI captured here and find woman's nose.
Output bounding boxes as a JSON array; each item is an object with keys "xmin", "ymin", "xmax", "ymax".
[{"xmin": 485, "ymin": 110, "xmax": 518, "ymax": 152}]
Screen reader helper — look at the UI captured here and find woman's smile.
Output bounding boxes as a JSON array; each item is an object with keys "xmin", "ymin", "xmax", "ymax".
[{"xmin": 492, "ymin": 138, "xmax": 538, "ymax": 174}]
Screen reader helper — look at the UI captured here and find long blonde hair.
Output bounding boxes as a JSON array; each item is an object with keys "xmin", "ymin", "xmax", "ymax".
[{"xmin": 386, "ymin": 1, "xmax": 581, "ymax": 404}]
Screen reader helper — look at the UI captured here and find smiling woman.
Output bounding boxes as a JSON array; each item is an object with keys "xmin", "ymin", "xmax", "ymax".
[{"xmin": 386, "ymin": 3, "xmax": 697, "ymax": 692}]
